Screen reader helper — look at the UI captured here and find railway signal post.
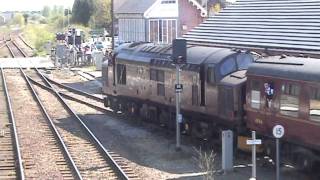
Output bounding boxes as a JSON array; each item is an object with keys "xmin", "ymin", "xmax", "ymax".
[
  {"xmin": 172, "ymin": 39, "xmax": 187, "ymax": 151},
  {"xmin": 273, "ymin": 125, "xmax": 285, "ymax": 180}
]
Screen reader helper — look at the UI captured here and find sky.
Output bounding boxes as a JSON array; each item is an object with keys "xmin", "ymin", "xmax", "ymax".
[{"xmin": 0, "ymin": 0, "xmax": 74, "ymax": 11}]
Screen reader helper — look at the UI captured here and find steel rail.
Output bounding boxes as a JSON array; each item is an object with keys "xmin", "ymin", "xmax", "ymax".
[
  {"xmin": 18, "ymin": 34, "xmax": 34, "ymax": 50},
  {"xmin": 27, "ymin": 76, "xmax": 109, "ymax": 113},
  {"xmin": 5, "ymin": 41, "xmax": 15, "ymax": 58},
  {"xmin": 46, "ymin": 76, "xmax": 104, "ymax": 102},
  {"xmin": 35, "ymin": 68, "xmax": 130, "ymax": 180},
  {"xmin": 11, "ymin": 39, "xmax": 27, "ymax": 57},
  {"xmin": 19, "ymin": 68, "xmax": 83, "ymax": 180},
  {"xmin": 0, "ymin": 67, "xmax": 25, "ymax": 180}
]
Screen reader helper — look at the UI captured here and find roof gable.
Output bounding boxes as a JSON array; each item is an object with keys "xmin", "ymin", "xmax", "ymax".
[
  {"xmin": 116, "ymin": 0, "xmax": 158, "ymax": 14},
  {"xmin": 184, "ymin": 0, "xmax": 320, "ymax": 58}
]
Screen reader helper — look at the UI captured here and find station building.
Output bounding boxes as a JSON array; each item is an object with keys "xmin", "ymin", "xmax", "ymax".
[{"xmin": 115, "ymin": 0, "xmax": 208, "ymax": 44}]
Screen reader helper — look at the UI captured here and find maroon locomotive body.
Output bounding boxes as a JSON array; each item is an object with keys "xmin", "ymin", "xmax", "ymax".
[{"xmin": 246, "ymin": 56, "xmax": 320, "ymax": 168}]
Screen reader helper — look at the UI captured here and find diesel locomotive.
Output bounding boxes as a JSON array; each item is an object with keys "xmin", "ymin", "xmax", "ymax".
[
  {"xmin": 102, "ymin": 42, "xmax": 320, "ymax": 169},
  {"xmin": 102, "ymin": 42, "xmax": 253, "ymax": 139}
]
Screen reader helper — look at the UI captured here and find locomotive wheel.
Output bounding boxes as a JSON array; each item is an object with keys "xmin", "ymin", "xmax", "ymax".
[
  {"xmin": 159, "ymin": 110, "xmax": 169, "ymax": 127},
  {"xmin": 191, "ymin": 121, "xmax": 210, "ymax": 140},
  {"xmin": 127, "ymin": 102, "xmax": 139, "ymax": 117},
  {"xmin": 139, "ymin": 104, "xmax": 149, "ymax": 121}
]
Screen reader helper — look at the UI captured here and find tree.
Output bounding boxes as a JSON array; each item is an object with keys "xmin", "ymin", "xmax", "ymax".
[
  {"xmin": 23, "ymin": 14, "xmax": 29, "ymax": 25},
  {"xmin": 90, "ymin": 0, "xmax": 111, "ymax": 29},
  {"xmin": 71, "ymin": 0, "xmax": 94, "ymax": 26},
  {"xmin": 42, "ymin": 6, "xmax": 51, "ymax": 17},
  {"xmin": 10, "ymin": 13, "xmax": 24, "ymax": 26}
]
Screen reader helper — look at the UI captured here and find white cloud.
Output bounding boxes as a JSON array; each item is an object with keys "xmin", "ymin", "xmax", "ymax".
[{"xmin": 0, "ymin": 0, "xmax": 74, "ymax": 11}]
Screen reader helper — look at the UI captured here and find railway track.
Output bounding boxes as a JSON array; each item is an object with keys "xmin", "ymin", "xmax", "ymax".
[
  {"xmin": 26, "ymin": 71, "xmax": 109, "ymax": 113},
  {"xmin": 25, "ymin": 68, "xmax": 137, "ymax": 179},
  {"xmin": 3, "ymin": 69, "xmax": 77, "ymax": 179},
  {"xmin": 5, "ymin": 38, "xmax": 27, "ymax": 58},
  {"xmin": 0, "ymin": 68, "xmax": 23, "ymax": 179},
  {"xmin": 18, "ymin": 35, "xmax": 34, "ymax": 51}
]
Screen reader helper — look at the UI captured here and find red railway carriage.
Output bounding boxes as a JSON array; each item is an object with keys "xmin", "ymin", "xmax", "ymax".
[{"xmin": 245, "ymin": 56, "xmax": 320, "ymax": 168}]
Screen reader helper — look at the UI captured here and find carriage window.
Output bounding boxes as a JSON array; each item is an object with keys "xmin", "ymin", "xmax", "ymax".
[
  {"xmin": 251, "ymin": 80, "xmax": 261, "ymax": 109},
  {"xmin": 280, "ymin": 83, "xmax": 300, "ymax": 117},
  {"xmin": 207, "ymin": 66, "xmax": 215, "ymax": 84},
  {"xmin": 117, "ymin": 64, "xmax": 126, "ymax": 85},
  {"xmin": 220, "ymin": 57, "xmax": 237, "ymax": 76},
  {"xmin": 310, "ymin": 87, "xmax": 320, "ymax": 122}
]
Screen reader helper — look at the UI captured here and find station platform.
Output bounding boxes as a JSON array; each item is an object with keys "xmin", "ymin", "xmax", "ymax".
[{"xmin": 0, "ymin": 57, "xmax": 54, "ymax": 68}]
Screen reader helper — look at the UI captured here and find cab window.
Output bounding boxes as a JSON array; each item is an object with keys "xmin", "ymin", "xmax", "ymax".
[
  {"xmin": 220, "ymin": 57, "xmax": 236, "ymax": 76},
  {"xmin": 250, "ymin": 80, "xmax": 261, "ymax": 109},
  {"xmin": 310, "ymin": 87, "xmax": 320, "ymax": 122},
  {"xmin": 280, "ymin": 83, "xmax": 300, "ymax": 117},
  {"xmin": 236, "ymin": 53, "xmax": 253, "ymax": 70}
]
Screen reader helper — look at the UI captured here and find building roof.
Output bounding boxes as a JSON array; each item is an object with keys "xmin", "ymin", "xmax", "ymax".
[
  {"xmin": 247, "ymin": 56, "xmax": 320, "ymax": 83},
  {"xmin": 184, "ymin": 0, "xmax": 320, "ymax": 58},
  {"xmin": 116, "ymin": 0, "xmax": 157, "ymax": 14}
]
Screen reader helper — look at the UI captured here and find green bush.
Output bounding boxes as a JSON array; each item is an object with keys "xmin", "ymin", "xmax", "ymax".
[{"xmin": 23, "ymin": 24, "xmax": 54, "ymax": 56}]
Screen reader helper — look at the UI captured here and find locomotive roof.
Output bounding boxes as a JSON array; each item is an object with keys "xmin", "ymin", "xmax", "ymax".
[
  {"xmin": 247, "ymin": 56, "xmax": 320, "ymax": 83},
  {"xmin": 115, "ymin": 43, "xmax": 237, "ymax": 65}
]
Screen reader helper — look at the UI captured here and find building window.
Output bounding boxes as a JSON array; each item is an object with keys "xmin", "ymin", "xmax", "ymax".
[
  {"xmin": 149, "ymin": 19, "xmax": 177, "ymax": 44},
  {"xmin": 280, "ymin": 83, "xmax": 300, "ymax": 117},
  {"xmin": 310, "ymin": 87, "xmax": 320, "ymax": 122},
  {"xmin": 119, "ymin": 19, "xmax": 145, "ymax": 42},
  {"xmin": 161, "ymin": 0, "xmax": 176, "ymax": 4},
  {"xmin": 251, "ymin": 80, "xmax": 261, "ymax": 109},
  {"xmin": 117, "ymin": 64, "xmax": 126, "ymax": 85}
]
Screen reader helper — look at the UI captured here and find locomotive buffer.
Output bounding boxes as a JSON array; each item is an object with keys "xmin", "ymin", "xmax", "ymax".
[{"xmin": 172, "ymin": 39, "xmax": 187, "ymax": 151}]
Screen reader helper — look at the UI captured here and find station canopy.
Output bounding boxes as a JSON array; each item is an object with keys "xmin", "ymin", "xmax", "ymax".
[{"xmin": 184, "ymin": 0, "xmax": 320, "ymax": 58}]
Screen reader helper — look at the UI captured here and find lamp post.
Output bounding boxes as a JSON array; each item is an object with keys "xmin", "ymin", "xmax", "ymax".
[{"xmin": 111, "ymin": 0, "xmax": 115, "ymax": 50}]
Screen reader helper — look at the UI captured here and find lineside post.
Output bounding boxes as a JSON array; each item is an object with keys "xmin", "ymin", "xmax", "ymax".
[
  {"xmin": 172, "ymin": 39, "xmax": 187, "ymax": 151},
  {"xmin": 175, "ymin": 64, "xmax": 181, "ymax": 150}
]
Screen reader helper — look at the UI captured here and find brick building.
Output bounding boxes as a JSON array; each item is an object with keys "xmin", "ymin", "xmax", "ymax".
[{"xmin": 115, "ymin": 0, "xmax": 207, "ymax": 44}]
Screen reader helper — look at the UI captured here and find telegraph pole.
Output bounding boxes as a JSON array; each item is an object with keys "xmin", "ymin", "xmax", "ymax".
[
  {"xmin": 111, "ymin": 0, "xmax": 115, "ymax": 50},
  {"xmin": 67, "ymin": 10, "xmax": 70, "ymax": 28}
]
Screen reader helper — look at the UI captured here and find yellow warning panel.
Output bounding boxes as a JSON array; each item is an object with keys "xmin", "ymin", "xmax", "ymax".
[{"xmin": 237, "ymin": 136, "xmax": 264, "ymax": 153}]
